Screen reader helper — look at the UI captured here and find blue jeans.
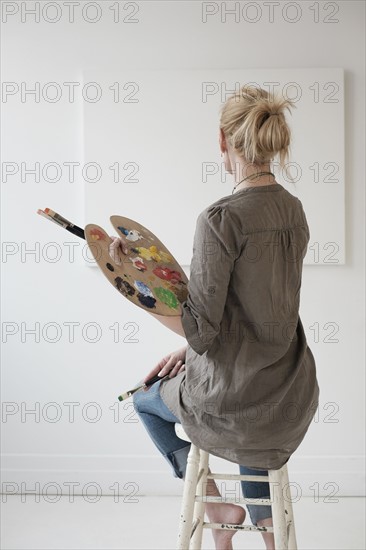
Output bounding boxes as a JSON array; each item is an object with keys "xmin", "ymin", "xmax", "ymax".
[{"xmin": 132, "ymin": 378, "xmax": 272, "ymax": 525}]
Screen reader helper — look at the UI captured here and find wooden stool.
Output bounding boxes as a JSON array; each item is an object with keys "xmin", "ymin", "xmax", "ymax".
[{"xmin": 175, "ymin": 423, "xmax": 298, "ymax": 550}]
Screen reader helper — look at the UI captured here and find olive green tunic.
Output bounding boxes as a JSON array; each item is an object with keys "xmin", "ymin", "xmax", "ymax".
[{"xmin": 159, "ymin": 183, "xmax": 320, "ymax": 470}]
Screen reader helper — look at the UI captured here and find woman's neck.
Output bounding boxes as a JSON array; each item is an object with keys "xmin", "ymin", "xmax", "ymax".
[{"xmin": 232, "ymin": 164, "xmax": 277, "ymax": 193}]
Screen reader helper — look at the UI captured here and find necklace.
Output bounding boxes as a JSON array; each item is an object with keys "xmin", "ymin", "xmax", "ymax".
[{"xmin": 232, "ymin": 171, "xmax": 275, "ymax": 195}]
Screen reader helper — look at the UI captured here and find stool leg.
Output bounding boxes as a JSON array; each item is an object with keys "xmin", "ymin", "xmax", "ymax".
[
  {"xmin": 269, "ymin": 467, "xmax": 288, "ymax": 550},
  {"xmin": 177, "ymin": 443, "xmax": 201, "ymax": 550},
  {"xmin": 190, "ymin": 450, "xmax": 209, "ymax": 549},
  {"xmin": 282, "ymin": 465, "xmax": 298, "ymax": 550}
]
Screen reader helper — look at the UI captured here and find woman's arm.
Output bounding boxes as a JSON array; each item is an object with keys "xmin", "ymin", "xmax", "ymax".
[
  {"xmin": 147, "ymin": 311, "xmax": 186, "ymax": 338},
  {"xmin": 148, "ymin": 206, "xmax": 241, "ymax": 355}
]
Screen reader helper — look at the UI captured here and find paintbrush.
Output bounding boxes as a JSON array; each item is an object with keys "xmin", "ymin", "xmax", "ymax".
[
  {"xmin": 118, "ymin": 373, "xmax": 170, "ymax": 401},
  {"xmin": 37, "ymin": 207, "xmax": 133, "ymax": 267},
  {"xmin": 37, "ymin": 208, "xmax": 85, "ymax": 239}
]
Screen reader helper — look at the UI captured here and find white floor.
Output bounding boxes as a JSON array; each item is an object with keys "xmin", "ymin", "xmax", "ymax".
[{"xmin": 1, "ymin": 495, "xmax": 365, "ymax": 549}]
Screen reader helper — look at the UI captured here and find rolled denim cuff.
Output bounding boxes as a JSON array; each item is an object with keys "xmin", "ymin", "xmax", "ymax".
[
  {"xmin": 164, "ymin": 444, "xmax": 191, "ymax": 479},
  {"xmin": 247, "ymin": 503, "xmax": 272, "ymax": 526}
]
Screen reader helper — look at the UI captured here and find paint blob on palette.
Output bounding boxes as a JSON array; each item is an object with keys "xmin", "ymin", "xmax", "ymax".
[{"xmin": 84, "ymin": 216, "xmax": 188, "ymax": 316}]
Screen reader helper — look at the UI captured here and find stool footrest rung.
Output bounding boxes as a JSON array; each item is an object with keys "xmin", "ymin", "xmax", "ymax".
[
  {"xmin": 195, "ymin": 495, "xmax": 272, "ymax": 505},
  {"xmin": 202, "ymin": 522, "xmax": 274, "ymax": 533},
  {"xmin": 207, "ymin": 473, "xmax": 269, "ymax": 482}
]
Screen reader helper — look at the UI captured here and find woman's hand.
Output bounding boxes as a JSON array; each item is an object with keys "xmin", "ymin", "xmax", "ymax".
[
  {"xmin": 143, "ymin": 346, "xmax": 188, "ymax": 390},
  {"xmin": 109, "ymin": 235, "xmax": 129, "ymax": 265}
]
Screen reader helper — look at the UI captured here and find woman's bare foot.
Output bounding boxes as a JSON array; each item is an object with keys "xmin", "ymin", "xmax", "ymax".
[
  {"xmin": 205, "ymin": 500, "xmax": 246, "ymax": 549},
  {"xmin": 204, "ymin": 475, "xmax": 246, "ymax": 550}
]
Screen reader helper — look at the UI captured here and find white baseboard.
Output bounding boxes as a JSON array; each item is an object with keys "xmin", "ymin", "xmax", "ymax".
[{"xmin": 1, "ymin": 453, "xmax": 364, "ymax": 498}]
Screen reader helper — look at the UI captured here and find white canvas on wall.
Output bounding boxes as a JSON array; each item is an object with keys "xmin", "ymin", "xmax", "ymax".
[{"xmin": 82, "ymin": 68, "xmax": 345, "ymax": 266}]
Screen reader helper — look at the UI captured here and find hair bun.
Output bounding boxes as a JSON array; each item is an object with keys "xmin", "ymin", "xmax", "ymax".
[{"xmin": 220, "ymin": 84, "xmax": 296, "ymax": 181}]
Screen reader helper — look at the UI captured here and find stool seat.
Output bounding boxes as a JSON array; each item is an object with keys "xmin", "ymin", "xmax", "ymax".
[
  {"xmin": 174, "ymin": 423, "xmax": 297, "ymax": 550},
  {"xmin": 175, "ymin": 422, "xmax": 192, "ymax": 443}
]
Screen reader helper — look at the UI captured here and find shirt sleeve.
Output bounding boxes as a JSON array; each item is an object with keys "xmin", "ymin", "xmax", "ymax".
[{"xmin": 181, "ymin": 205, "xmax": 242, "ymax": 355}]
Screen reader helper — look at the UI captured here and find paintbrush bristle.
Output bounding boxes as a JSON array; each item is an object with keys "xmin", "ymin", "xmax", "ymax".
[{"xmin": 118, "ymin": 385, "xmax": 144, "ymax": 401}]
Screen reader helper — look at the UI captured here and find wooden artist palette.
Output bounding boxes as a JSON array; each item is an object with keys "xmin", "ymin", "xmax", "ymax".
[{"xmin": 85, "ymin": 216, "xmax": 188, "ymax": 316}]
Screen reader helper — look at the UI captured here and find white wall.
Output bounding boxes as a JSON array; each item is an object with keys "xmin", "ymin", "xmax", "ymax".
[{"xmin": 1, "ymin": 1, "xmax": 365, "ymax": 498}]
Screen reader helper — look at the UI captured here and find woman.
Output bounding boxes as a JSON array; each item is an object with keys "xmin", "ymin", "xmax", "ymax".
[{"xmin": 110, "ymin": 85, "xmax": 320, "ymax": 550}]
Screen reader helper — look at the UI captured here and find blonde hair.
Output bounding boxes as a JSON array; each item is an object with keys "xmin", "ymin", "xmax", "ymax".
[{"xmin": 219, "ymin": 85, "xmax": 296, "ymax": 182}]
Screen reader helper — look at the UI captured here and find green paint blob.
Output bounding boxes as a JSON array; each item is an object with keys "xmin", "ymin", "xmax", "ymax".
[{"xmin": 154, "ymin": 286, "xmax": 179, "ymax": 309}]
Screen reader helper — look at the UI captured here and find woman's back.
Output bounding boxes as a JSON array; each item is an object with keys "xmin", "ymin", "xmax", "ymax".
[{"xmin": 160, "ymin": 182, "xmax": 320, "ymax": 470}]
